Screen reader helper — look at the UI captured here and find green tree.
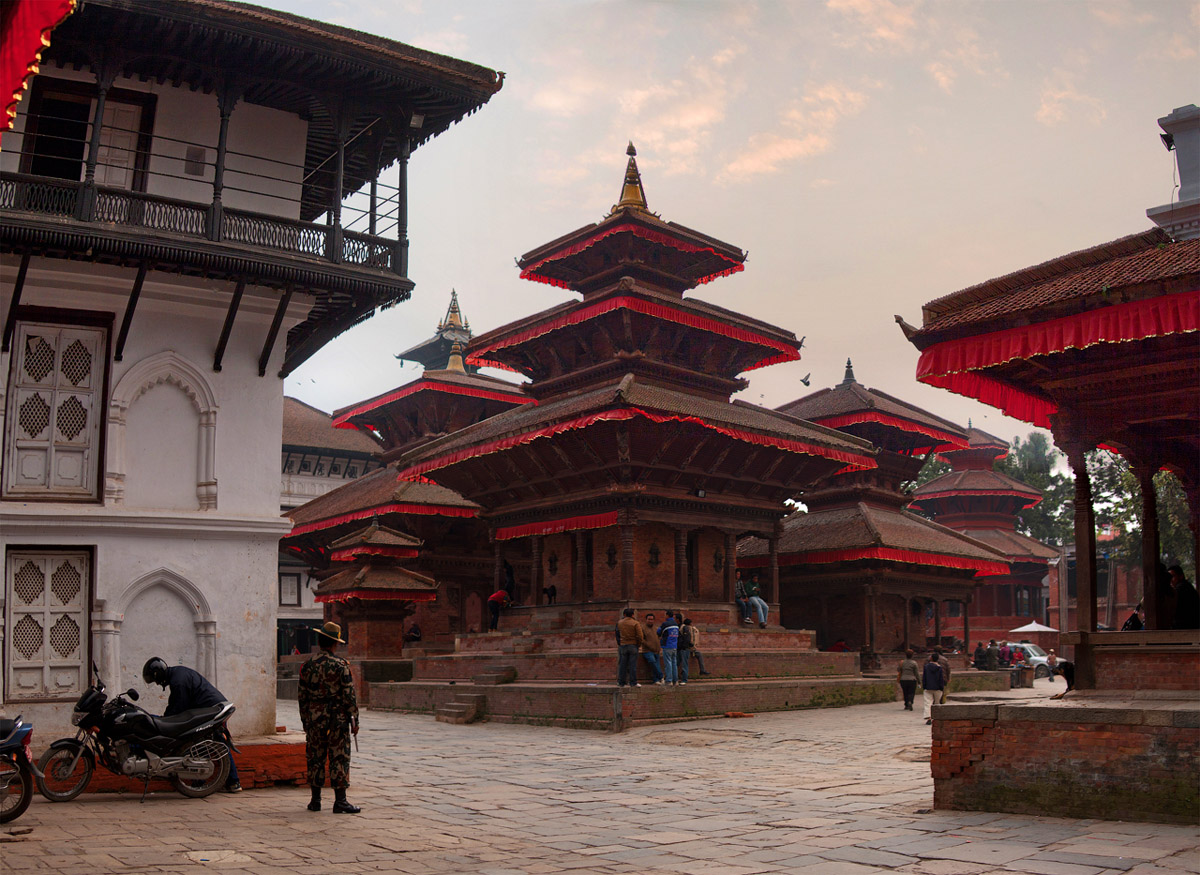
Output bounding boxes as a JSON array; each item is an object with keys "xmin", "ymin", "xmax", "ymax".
[{"xmin": 996, "ymin": 432, "xmax": 1073, "ymax": 546}]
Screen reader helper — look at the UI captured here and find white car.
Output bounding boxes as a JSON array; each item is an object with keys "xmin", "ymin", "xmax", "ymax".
[{"xmin": 1005, "ymin": 642, "xmax": 1055, "ymax": 678}]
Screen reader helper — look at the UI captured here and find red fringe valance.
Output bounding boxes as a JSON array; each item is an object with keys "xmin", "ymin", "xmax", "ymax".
[
  {"xmin": 519, "ymin": 220, "xmax": 745, "ymax": 288},
  {"xmin": 315, "ymin": 590, "xmax": 438, "ymax": 604},
  {"xmin": 495, "ymin": 511, "xmax": 619, "ymax": 541},
  {"xmin": 333, "ymin": 380, "xmax": 528, "ymax": 428},
  {"xmin": 396, "ymin": 406, "xmax": 877, "ymax": 480},
  {"xmin": 466, "ymin": 295, "xmax": 799, "ymax": 373},
  {"xmin": 914, "ymin": 488, "xmax": 1041, "ymax": 508},
  {"xmin": 741, "ymin": 547, "xmax": 1009, "ymax": 577},
  {"xmin": 289, "ymin": 502, "xmax": 477, "ymax": 536},
  {"xmin": 2, "ymin": 0, "xmax": 76, "ymax": 136},
  {"xmin": 814, "ymin": 412, "xmax": 967, "ymax": 450},
  {"xmin": 329, "ymin": 546, "xmax": 419, "ymax": 562},
  {"xmin": 916, "ymin": 291, "xmax": 1200, "ymax": 428}
]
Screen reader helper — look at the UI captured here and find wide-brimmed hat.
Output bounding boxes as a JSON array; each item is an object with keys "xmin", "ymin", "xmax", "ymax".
[{"xmin": 314, "ymin": 621, "xmax": 346, "ymax": 644}]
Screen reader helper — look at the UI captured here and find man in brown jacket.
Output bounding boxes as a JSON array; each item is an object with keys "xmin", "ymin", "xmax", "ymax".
[{"xmin": 616, "ymin": 607, "xmax": 646, "ymax": 687}]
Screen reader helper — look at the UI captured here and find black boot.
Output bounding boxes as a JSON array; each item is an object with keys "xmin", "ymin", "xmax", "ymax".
[
  {"xmin": 307, "ymin": 786, "xmax": 321, "ymax": 812},
  {"xmin": 332, "ymin": 788, "xmax": 360, "ymax": 814}
]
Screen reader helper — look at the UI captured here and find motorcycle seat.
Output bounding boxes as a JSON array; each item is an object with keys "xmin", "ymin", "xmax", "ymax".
[
  {"xmin": 0, "ymin": 718, "xmax": 18, "ymax": 741},
  {"xmin": 145, "ymin": 704, "xmax": 227, "ymax": 735}
]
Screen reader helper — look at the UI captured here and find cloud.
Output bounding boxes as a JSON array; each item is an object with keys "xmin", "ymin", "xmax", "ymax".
[
  {"xmin": 923, "ymin": 25, "xmax": 1005, "ymax": 94},
  {"xmin": 827, "ymin": 0, "xmax": 920, "ymax": 52},
  {"xmin": 1090, "ymin": 1, "xmax": 1157, "ymax": 28},
  {"xmin": 1036, "ymin": 70, "xmax": 1107, "ymax": 126},
  {"xmin": 719, "ymin": 82, "xmax": 870, "ymax": 182},
  {"xmin": 1164, "ymin": 31, "xmax": 1197, "ymax": 60}
]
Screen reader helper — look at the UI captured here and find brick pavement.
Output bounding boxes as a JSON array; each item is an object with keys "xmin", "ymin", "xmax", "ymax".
[{"xmin": 4, "ymin": 682, "xmax": 1197, "ymax": 875}]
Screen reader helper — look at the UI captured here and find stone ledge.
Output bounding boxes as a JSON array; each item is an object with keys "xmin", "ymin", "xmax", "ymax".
[{"xmin": 933, "ymin": 703, "xmax": 998, "ymax": 720}]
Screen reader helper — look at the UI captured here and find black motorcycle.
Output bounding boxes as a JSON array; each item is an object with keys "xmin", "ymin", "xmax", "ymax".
[
  {"xmin": 1, "ymin": 714, "xmax": 42, "ymax": 823},
  {"xmin": 36, "ymin": 663, "xmax": 235, "ymax": 802}
]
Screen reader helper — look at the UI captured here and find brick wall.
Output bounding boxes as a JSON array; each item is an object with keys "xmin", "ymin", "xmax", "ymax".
[
  {"xmin": 932, "ymin": 701, "xmax": 1200, "ymax": 824},
  {"xmin": 1093, "ymin": 647, "xmax": 1200, "ymax": 692}
]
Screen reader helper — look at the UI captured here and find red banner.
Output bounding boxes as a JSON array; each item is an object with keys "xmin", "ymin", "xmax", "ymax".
[
  {"xmin": 333, "ymin": 380, "xmax": 528, "ymax": 428},
  {"xmin": 315, "ymin": 590, "xmax": 437, "ymax": 604},
  {"xmin": 494, "ymin": 511, "xmax": 619, "ymax": 540},
  {"xmin": 915, "ymin": 291, "xmax": 1199, "ymax": 427},
  {"xmin": 2, "ymin": 0, "xmax": 75, "ymax": 137},
  {"xmin": 913, "ymin": 488, "xmax": 1041, "ymax": 508},
  {"xmin": 329, "ymin": 546, "xmax": 419, "ymax": 562},
  {"xmin": 289, "ymin": 502, "xmax": 477, "ymax": 536},
  {"xmin": 740, "ymin": 546, "xmax": 1009, "ymax": 577},
  {"xmin": 466, "ymin": 295, "xmax": 799, "ymax": 373},
  {"xmin": 813, "ymin": 411, "xmax": 967, "ymax": 451}
]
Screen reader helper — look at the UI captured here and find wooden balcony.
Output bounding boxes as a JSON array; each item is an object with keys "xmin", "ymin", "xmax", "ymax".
[{"xmin": 0, "ymin": 172, "xmax": 404, "ymax": 275}]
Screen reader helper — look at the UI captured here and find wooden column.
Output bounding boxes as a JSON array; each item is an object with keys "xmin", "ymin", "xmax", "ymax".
[
  {"xmin": 903, "ymin": 598, "xmax": 911, "ymax": 651},
  {"xmin": 208, "ymin": 83, "xmax": 240, "ymax": 241},
  {"xmin": 723, "ymin": 532, "xmax": 737, "ymax": 602},
  {"xmin": 1064, "ymin": 440, "xmax": 1098, "ymax": 689},
  {"xmin": 531, "ymin": 536, "xmax": 543, "ymax": 606},
  {"xmin": 395, "ymin": 135, "xmax": 411, "ymax": 275},
  {"xmin": 767, "ymin": 533, "xmax": 780, "ymax": 604},
  {"xmin": 674, "ymin": 529, "xmax": 688, "ymax": 603},
  {"xmin": 620, "ymin": 520, "xmax": 635, "ymax": 601},
  {"xmin": 962, "ymin": 598, "xmax": 971, "ymax": 654},
  {"xmin": 933, "ymin": 599, "xmax": 942, "ymax": 647},
  {"xmin": 574, "ymin": 531, "xmax": 588, "ymax": 602},
  {"xmin": 1135, "ymin": 463, "xmax": 1161, "ymax": 630},
  {"xmin": 78, "ymin": 64, "xmax": 116, "ymax": 221},
  {"xmin": 820, "ymin": 596, "xmax": 829, "ymax": 649},
  {"xmin": 492, "ymin": 540, "xmax": 503, "ymax": 594},
  {"xmin": 864, "ymin": 584, "xmax": 876, "ymax": 651}
]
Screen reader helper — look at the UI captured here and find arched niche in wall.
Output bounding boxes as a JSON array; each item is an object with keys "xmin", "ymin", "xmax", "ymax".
[
  {"xmin": 107, "ymin": 351, "xmax": 218, "ymax": 509},
  {"xmin": 113, "ymin": 567, "xmax": 217, "ymax": 710}
]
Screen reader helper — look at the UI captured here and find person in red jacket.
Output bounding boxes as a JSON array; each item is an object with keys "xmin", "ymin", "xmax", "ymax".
[{"xmin": 488, "ymin": 589, "xmax": 511, "ymax": 631}]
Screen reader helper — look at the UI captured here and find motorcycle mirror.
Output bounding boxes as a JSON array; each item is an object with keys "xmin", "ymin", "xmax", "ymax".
[{"xmin": 126, "ymin": 688, "xmax": 139, "ymax": 701}]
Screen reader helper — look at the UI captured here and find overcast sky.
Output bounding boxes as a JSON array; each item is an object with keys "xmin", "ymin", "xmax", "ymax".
[{"xmin": 278, "ymin": 0, "xmax": 1197, "ymax": 447}]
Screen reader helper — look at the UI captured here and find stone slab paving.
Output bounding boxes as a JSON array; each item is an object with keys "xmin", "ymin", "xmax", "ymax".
[{"xmin": 3, "ymin": 683, "xmax": 1197, "ymax": 875}]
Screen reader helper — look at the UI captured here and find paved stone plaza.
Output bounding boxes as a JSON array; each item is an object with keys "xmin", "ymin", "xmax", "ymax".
[{"xmin": 4, "ymin": 684, "xmax": 1197, "ymax": 875}]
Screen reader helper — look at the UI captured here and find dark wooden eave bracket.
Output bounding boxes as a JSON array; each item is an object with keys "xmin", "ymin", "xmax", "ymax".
[
  {"xmin": 1, "ymin": 252, "xmax": 31, "ymax": 353},
  {"xmin": 259, "ymin": 286, "xmax": 294, "ymax": 377}
]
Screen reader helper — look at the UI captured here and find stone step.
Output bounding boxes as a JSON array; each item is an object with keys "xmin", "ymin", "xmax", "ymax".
[
  {"xmin": 472, "ymin": 666, "xmax": 518, "ymax": 685},
  {"xmin": 435, "ymin": 702, "xmax": 476, "ymax": 724}
]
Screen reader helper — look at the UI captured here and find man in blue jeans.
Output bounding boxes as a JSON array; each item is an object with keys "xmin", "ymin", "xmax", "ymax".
[
  {"xmin": 745, "ymin": 574, "xmax": 769, "ymax": 628},
  {"xmin": 615, "ymin": 607, "xmax": 645, "ymax": 687},
  {"xmin": 641, "ymin": 612, "xmax": 664, "ymax": 684},
  {"xmin": 658, "ymin": 613, "xmax": 680, "ymax": 685}
]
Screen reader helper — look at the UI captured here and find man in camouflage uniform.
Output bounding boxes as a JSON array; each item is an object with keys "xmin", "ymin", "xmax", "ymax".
[{"xmin": 298, "ymin": 621, "xmax": 360, "ymax": 813}]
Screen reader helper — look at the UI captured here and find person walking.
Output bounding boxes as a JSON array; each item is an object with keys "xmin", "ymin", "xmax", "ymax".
[
  {"xmin": 142, "ymin": 657, "xmax": 241, "ymax": 793},
  {"xmin": 298, "ymin": 621, "xmax": 360, "ymax": 814},
  {"xmin": 921, "ymin": 652, "xmax": 946, "ymax": 724},
  {"xmin": 641, "ymin": 612, "xmax": 665, "ymax": 684},
  {"xmin": 615, "ymin": 607, "xmax": 645, "ymax": 687},
  {"xmin": 935, "ymin": 646, "xmax": 952, "ymax": 704},
  {"xmin": 896, "ymin": 650, "xmax": 919, "ymax": 711}
]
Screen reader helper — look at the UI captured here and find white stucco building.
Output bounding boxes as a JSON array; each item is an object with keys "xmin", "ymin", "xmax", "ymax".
[{"xmin": 0, "ymin": 0, "xmax": 502, "ymax": 738}]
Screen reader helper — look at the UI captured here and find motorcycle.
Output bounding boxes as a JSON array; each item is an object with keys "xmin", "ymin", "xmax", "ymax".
[
  {"xmin": 1, "ymin": 714, "xmax": 42, "ymax": 823},
  {"xmin": 36, "ymin": 663, "xmax": 235, "ymax": 802}
]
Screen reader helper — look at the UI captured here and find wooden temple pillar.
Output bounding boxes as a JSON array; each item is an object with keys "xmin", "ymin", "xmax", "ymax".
[
  {"xmin": 208, "ymin": 81, "xmax": 241, "ymax": 240},
  {"xmin": 1063, "ymin": 435, "xmax": 1098, "ymax": 689},
  {"xmin": 492, "ymin": 539, "xmax": 504, "ymax": 594},
  {"xmin": 574, "ymin": 530, "xmax": 589, "ymax": 602},
  {"xmin": 933, "ymin": 599, "xmax": 942, "ymax": 647},
  {"xmin": 723, "ymin": 532, "xmax": 737, "ymax": 602},
  {"xmin": 962, "ymin": 596, "xmax": 971, "ymax": 654},
  {"xmin": 767, "ymin": 528, "xmax": 780, "ymax": 604},
  {"xmin": 674, "ymin": 528, "xmax": 689, "ymax": 603},
  {"xmin": 863, "ymin": 584, "xmax": 877, "ymax": 651},
  {"xmin": 619, "ymin": 514, "xmax": 635, "ymax": 600},
  {"xmin": 78, "ymin": 60, "xmax": 118, "ymax": 221},
  {"xmin": 902, "ymin": 599, "xmax": 911, "ymax": 651},
  {"xmin": 531, "ymin": 535, "xmax": 543, "ymax": 606},
  {"xmin": 1134, "ymin": 462, "xmax": 1162, "ymax": 629}
]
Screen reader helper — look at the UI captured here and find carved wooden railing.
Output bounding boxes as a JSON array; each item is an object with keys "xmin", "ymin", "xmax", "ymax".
[{"xmin": 0, "ymin": 172, "xmax": 403, "ymax": 275}]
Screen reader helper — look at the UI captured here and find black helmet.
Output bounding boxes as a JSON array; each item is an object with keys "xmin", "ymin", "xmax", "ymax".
[{"xmin": 142, "ymin": 657, "xmax": 168, "ymax": 687}]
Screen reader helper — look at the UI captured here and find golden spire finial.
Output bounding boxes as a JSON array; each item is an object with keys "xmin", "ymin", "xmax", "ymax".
[
  {"xmin": 439, "ymin": 289, "xmax": 468, "ymax": 332},
  {"xmin": 609, "ymin": 141, "xmax": 648, "ymax": 215},
  {"xmin": 446, "ymin": 339, "xmax": 466, "ymax": 374}
]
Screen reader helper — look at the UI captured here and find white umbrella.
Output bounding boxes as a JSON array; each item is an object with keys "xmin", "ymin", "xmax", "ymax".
[{"xmin": 1009, "ymin": 621, "xmax": 1058, "ymax": 633}]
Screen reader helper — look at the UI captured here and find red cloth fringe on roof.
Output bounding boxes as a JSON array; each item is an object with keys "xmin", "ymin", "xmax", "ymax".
[
  {"xmin": 333, "ymin": 381, "xmax": 529, "ymax": 427},
  {"xmin": 813, "ymin": 411, "xmax": 967, "ymax": 450},
  {"xmin": 316, "ymin": 590, "xmax": 437, "ymax": 604},
  {"xmin": 915, "ymin": 291, "xmax": 1199, "ymax": 428},
  {"xmin": 913, "ymin": 488, "xmax": 1041, "ymax": 508},
  {"xmin": 519, "ymin": 220, "xmax": 744, "ymax": 288},
  {"xmin": 740, "ymin": 547, "xmax": 1008, "ymax": 577},
  {"xmin": 2, "ymin": 0, "xmax": 75, "ymax": 136},
  {"xmin": 466, "ymin": 295, "xmax": 798, "ymax": 373},
  {"xmin": 329, "ymin": 546, "xmax": 419, "ymax": 562},
  {"xmin": 495, "ymin": 511, "xmax": 619, "ymax": 540},
  {"xmin": 396, "ymin": 407, "xmax": 877, "ymax": 480},
  {"xmin": 290, "ymin": 503, "xmax": 477, "ymax": 536}
]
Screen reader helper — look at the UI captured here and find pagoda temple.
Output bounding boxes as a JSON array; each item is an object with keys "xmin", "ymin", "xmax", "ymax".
[
  {"xmin": 282, "ymin": 293, "xmax": 528, "ymax": 657},
  {"xmin": 740, "ymin": 360, "xmax": 1010, "ymax": 665},
  {"xmin": 908, "ymin": 427, "xmax": 1060, "ymax": 653},
  {"xmin": 368, "ymin": 146, "xmax": 900, "ymax": 727}
]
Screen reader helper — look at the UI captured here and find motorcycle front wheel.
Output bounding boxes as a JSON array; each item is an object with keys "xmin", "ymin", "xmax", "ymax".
[
  {"xmin": 37, "ymin": 743, "xmax": 94, "ymax": 802},
  {"xmin": 170, "ymin": 739, "xmax": 230, "ymax": 799},
  {"xmin": 0, "ymin": 753, "xmax": 33, "ymax": 823}
]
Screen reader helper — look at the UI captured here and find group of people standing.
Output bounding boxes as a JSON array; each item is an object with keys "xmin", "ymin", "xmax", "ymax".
[{"xmin": 616, "ymin": 608, "xmax": 710, "ymax": 687}]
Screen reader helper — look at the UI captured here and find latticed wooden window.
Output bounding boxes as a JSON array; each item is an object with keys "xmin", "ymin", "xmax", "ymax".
[
  {"xmin": 4, "ymin": 551, "xmax": 88, "ymax": 701},
  {"xmin": 3, "ymin": 322, "xmax": 106, "ymax": 499}
]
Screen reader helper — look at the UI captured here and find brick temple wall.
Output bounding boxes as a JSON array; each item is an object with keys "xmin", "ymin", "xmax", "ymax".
[
  {"xmin": 932, "ymin": 701, "xmax": 1200, "ymax": 824},
  {"xmin": 1093, "ymin": 647, "xmax": 1200, "ymax": 692}
]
